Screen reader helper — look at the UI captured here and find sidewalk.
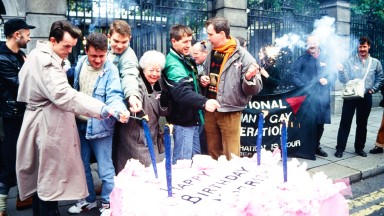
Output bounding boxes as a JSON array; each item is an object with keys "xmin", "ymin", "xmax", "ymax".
[{"xmin": 5, "ymin": 107, "xmax": 384, "ymax": 215}]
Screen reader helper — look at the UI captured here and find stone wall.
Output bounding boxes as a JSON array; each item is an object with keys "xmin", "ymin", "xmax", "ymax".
[{"xmin": 1, "ymin": 0, "xmax": 66, "ymax": 52}]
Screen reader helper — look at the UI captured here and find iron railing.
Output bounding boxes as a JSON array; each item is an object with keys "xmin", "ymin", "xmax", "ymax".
[
  {"xmin": 350, "ymin": 14, "xmax": 384, "ymax": 64},
  {"xmin": 67, "ymin": 0, "xmax": 211, "ymax": 63},
  {"xmin": 247, "ymin": 1, "xmax": 321, "ymax": 91}
]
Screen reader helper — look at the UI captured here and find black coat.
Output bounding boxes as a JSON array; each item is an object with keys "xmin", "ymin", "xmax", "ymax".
[
  {"xmin": 258, "ymin": 64, "xmax": 281, "ymax": 95},
  {"xmin": 290, "ymin": 52, "xmax": 336, "ymax": 124},
  {"xmin": 0, "ymin": 42, "xmax": 26, "ymax": 118}
]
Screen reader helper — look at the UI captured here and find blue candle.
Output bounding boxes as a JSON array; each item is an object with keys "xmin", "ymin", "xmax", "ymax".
[
  {"xmin": 142, "ymin": 120, "xmax": 158, "ymax": 178},
  {"xmin": 281, "ymin": 121, "xmax": 288, "ymax": 182},
  {"xmin": 164, "ymin": 125, "xmax": 172, "ymax": 197},
  {"xmin": 256, "ymin": 112, "xmax": 264, "ymax": 165}
]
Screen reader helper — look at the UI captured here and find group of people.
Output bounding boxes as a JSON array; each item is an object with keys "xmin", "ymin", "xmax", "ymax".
[
  {"xmin": 0, "ymin": 17, "xmax": 262, "ymax": 216},
  {"xmin": 0, "ymin": 15, "xmax": 383, "ymax": 216}
]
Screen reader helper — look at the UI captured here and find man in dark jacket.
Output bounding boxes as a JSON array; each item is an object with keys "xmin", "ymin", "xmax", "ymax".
[
  {"xmin": 290, "ymin": 35, "xmax": 336, "ymax": 158},
  {"xmin": 0, "ymin": 18, "xmax": 35, "ymax": 215},
  {"xmin": 163, "ymin": 24, "xmax": 220, "ymax": 164}
]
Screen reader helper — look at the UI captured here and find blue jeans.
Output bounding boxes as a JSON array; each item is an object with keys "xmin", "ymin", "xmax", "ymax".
[
  {"xmin": 172, "ymin": 125, "xmax": 201, "ymax": 164},
  {"xmin": 77, "ymin": 121, "xmax": 115, "ymax": 204}
]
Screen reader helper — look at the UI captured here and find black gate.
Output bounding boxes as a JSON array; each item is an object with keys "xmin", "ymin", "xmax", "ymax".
[
  {"xmin": 247, "ymin": 1, "xmax": 321, "ymax": 91},
  {"xmin": 67, "ymin": 0, "xmax": 211, "ymax": 62},
  {"xmin": 350, "ymin": 14, "xmax": 384, "ymax": 64}
]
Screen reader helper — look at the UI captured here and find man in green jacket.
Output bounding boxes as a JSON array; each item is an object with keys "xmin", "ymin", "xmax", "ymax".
[{"xmin": 163, "ymin": 24, "xmax": 220, "ymax": 164}]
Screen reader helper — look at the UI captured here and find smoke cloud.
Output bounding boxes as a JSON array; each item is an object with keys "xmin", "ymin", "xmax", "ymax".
[{"xmin": 268, "ymin": 16, "xmax": 352, "ymax": 66}]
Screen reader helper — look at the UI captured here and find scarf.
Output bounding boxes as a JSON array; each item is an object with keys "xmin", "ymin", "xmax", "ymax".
[{"xmin": 212, "ymin": 37, "xmax": 237, "ymax": 90}]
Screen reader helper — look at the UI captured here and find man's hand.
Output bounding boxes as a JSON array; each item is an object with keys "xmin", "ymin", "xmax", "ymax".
[
  {"xmin": 128, "ymin": 96, "xmax": 142, "ymax": 113},
  {"xmin": 118, "ymin": 110, "xmax": 130, "ymax": 123},
  {"xmin": 336, "ymin": 63, "xmax": 344, "ymax": 72},
  {"xmin": 319, "ymin": 78, "xmax": 328, "ymax": 85},
  {"xmin": 245, "ymin": 63, "xmax": 260, "ymax": 81},
  {"xmin": 200, "ymin": 75, "xmax": 210, "ymax": 87},
  {"xmin": 260, "ymin": 67, "xmax": 269, "ymax": 78},
  {"xmin": 204, "ymin": 99, "xmax": 221, "ymax": 112}
]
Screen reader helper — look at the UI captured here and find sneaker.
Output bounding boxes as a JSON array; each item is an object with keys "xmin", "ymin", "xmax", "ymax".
[
  {"xmin": 100, "ymin": 203, "xmax": 111, "ymax": 216},
  {"xmin": 0, "ymin": 194, "xmax": 7, "ymax": 215},
  {"xmin": 68, "ymin": 199, "xmax": 97, "ymax": 214}
]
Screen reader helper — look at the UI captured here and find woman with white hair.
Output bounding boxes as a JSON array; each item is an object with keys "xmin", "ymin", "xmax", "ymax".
[{"xmin": 113, "ymin": 50, "xmax": 167, "ymax": 172}]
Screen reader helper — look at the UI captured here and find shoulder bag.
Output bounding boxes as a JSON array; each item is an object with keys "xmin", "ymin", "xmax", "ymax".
[{"xmin": 341, "ymin": 58, "xmax": 372, "ymax": 99}]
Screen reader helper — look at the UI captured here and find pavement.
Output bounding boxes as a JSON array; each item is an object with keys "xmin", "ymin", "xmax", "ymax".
[{"xmin": 4, "ymin": 107, "xmax": 384, "ymax": 215}]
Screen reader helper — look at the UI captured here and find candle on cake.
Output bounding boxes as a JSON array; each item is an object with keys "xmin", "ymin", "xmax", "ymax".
[
  {"xmin": 281, "ymin": 120, "xmax": 288, "ymax": 182},
  {"xmin": 141, "ymin": 120, "xmax": 158, "ymax": 179},
  {"xmin": 164, "ymin": 124, "xmax": 172, "ymax": 197},
  {"xmin": 256, "ymin": 112, "xmax": 264, "ymax": 165}
]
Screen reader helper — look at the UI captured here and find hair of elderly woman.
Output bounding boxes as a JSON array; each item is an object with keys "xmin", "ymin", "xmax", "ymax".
[{"xmin": 139, "ymin": 50, "xmax": 166, "ymax": 70}]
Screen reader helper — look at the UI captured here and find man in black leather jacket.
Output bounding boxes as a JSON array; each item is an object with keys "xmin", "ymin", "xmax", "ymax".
[{"xmin": 0, "ymin": 18, "xmax": 35, "ymax": 216}]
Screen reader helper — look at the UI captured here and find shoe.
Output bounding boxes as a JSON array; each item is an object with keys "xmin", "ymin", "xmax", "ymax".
[
  {"xmin": 68, "ymin": 199, "xmax": 97, "ymax": 214},
  {"xmin": 16, "ymin": 194, "xmax": 33, "ymax": 210},
  {"xmin": 369, "ymin": 146, "xmax": 384, "ymax": 154},
  {"xmin": 355, "ymin": 150, "xmax": 367, "ymax": 157},
  {"xmin": 100, "ymin": 203, "xmax": 110, "ymax": 216},
  {"xmin": 315, "ymin": 147, "xmax": 328, "ymax": 157},
  {"xmin": 0, "ymin": 194, "xmax": 7, "ymax": 215},
  {"xmin": 335, "ymin": 150, "xmax": 343, "ymax": 158}
]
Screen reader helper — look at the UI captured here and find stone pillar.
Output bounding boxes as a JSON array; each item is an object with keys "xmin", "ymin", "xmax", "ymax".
[
  {"xmin": 212, "ymin": 0, "xmax": 248, "ymax": 39},
  {"xmin": 25, "ymin": 0, "xmax": 67, "ymax": 52},
  {"xmin": 320, "ymin": 0, "xmax": 351, "ymax": 114}
]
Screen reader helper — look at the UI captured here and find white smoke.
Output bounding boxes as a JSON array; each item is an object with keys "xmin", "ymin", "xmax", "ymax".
[
  {"xmin": 275, "ymin": 33, "xmax": 306, "ymax": 52},
  {"xmin": 311, "ymin": 16, "xmax": 350, "ymax": 65},
  {"xmin": 268, "ymin": 16, "xmax": 351, "ymax": 66}
]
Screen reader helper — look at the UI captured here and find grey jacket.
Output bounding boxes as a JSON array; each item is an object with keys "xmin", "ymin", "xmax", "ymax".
[
  {"xmin": 204, "ymin": 39, "xmax": 263, "ymax": 112},
  {"xmin": 338, "ymin": 54, "xmax": 383, "ymax": 93},
  {"xmin": 108, "ymin": 47, "xmax": 142, "ymax": 101}
]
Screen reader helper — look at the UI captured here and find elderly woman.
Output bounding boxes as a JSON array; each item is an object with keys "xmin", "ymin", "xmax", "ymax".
[{"xmin": 114, "ymin": 50, "xmax": 166, "ymax": 173}]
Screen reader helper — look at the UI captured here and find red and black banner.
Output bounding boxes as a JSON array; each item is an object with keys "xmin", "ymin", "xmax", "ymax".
[{"xmin": 241, "ymin": 83, "xmax": 319, "ymax": 160}]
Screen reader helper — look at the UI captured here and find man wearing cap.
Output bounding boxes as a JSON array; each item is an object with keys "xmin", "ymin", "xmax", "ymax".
[{"xmin": 0, "ymin": 18, "xmax": 35, "ymax": 216}]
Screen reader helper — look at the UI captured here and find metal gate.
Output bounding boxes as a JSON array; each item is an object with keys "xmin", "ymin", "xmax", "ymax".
[
  {"xmin": 350, "ymin": 14, "xmax": 384, "ymax": 64},
  {"xmin": 67, "ymin": 0, "xmax": 211, "ymax": 62},
  {"xmin": 247, "ymin": 1, "xmax": 321, "ymax": 91}
]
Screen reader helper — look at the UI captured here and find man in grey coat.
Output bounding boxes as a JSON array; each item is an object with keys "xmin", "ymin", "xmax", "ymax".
[
  {"xmin": 204, "ymin": 17, "xmax": 262, "ymax": 160},
  {"xmin": 16, "ymin": 20, "xmax": 122, "ymax": 215}
]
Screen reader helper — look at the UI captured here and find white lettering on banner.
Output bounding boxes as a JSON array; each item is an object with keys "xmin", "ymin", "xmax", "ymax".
[
  {"xmin": 241, "ymin": 113, "xmax": 258, "ymax": 123},
  {"xmin": 269, "ymin": 112, "xmax": 292, "ymax": 123},
  {"xmin": 248, "ymin": 99, "xmax": 287, "ymax": 110},
  {"xmin": 270, "ymin": 140, "xmax": 301, "ymax": 150}
]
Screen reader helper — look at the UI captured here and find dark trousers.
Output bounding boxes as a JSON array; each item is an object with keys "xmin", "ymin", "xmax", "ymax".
[
  {"xmin": 0, "ymin": 116, "xmax": 23, "ymax": 194},
  {"xmin": 316, "ymin": 124, "xmax": 324, "ymax": 149},
  {"xmin": 336, "ymin": 93, "xmax": 372, "ymax": 152},
  {"xmin": 32, "ymin": 193, "xmax": 60, "ymax": 216}
]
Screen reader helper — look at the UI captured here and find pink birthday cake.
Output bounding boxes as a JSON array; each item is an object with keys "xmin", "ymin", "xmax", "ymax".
[{"xmin": 110, "ymin": 149, "xmax": 349, "ymax": 216}]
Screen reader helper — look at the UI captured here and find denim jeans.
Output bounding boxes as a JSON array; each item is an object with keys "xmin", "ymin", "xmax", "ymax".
[
  {"xmin": 77, "ymin": 121, "xmax": 115, "ymax": 204},
  {"xmin": 172, "ymin": 125, "xmax": 201, "ymax": 164}
]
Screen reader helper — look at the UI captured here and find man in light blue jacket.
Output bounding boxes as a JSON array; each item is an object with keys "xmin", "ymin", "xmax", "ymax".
[
  {"xmin": 335, "ymin": 36, "xmax": 383, "ymax": 158},
  {"xmin": 67, "ymin": 33, "xmax": 129, "ymax": 216}
]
